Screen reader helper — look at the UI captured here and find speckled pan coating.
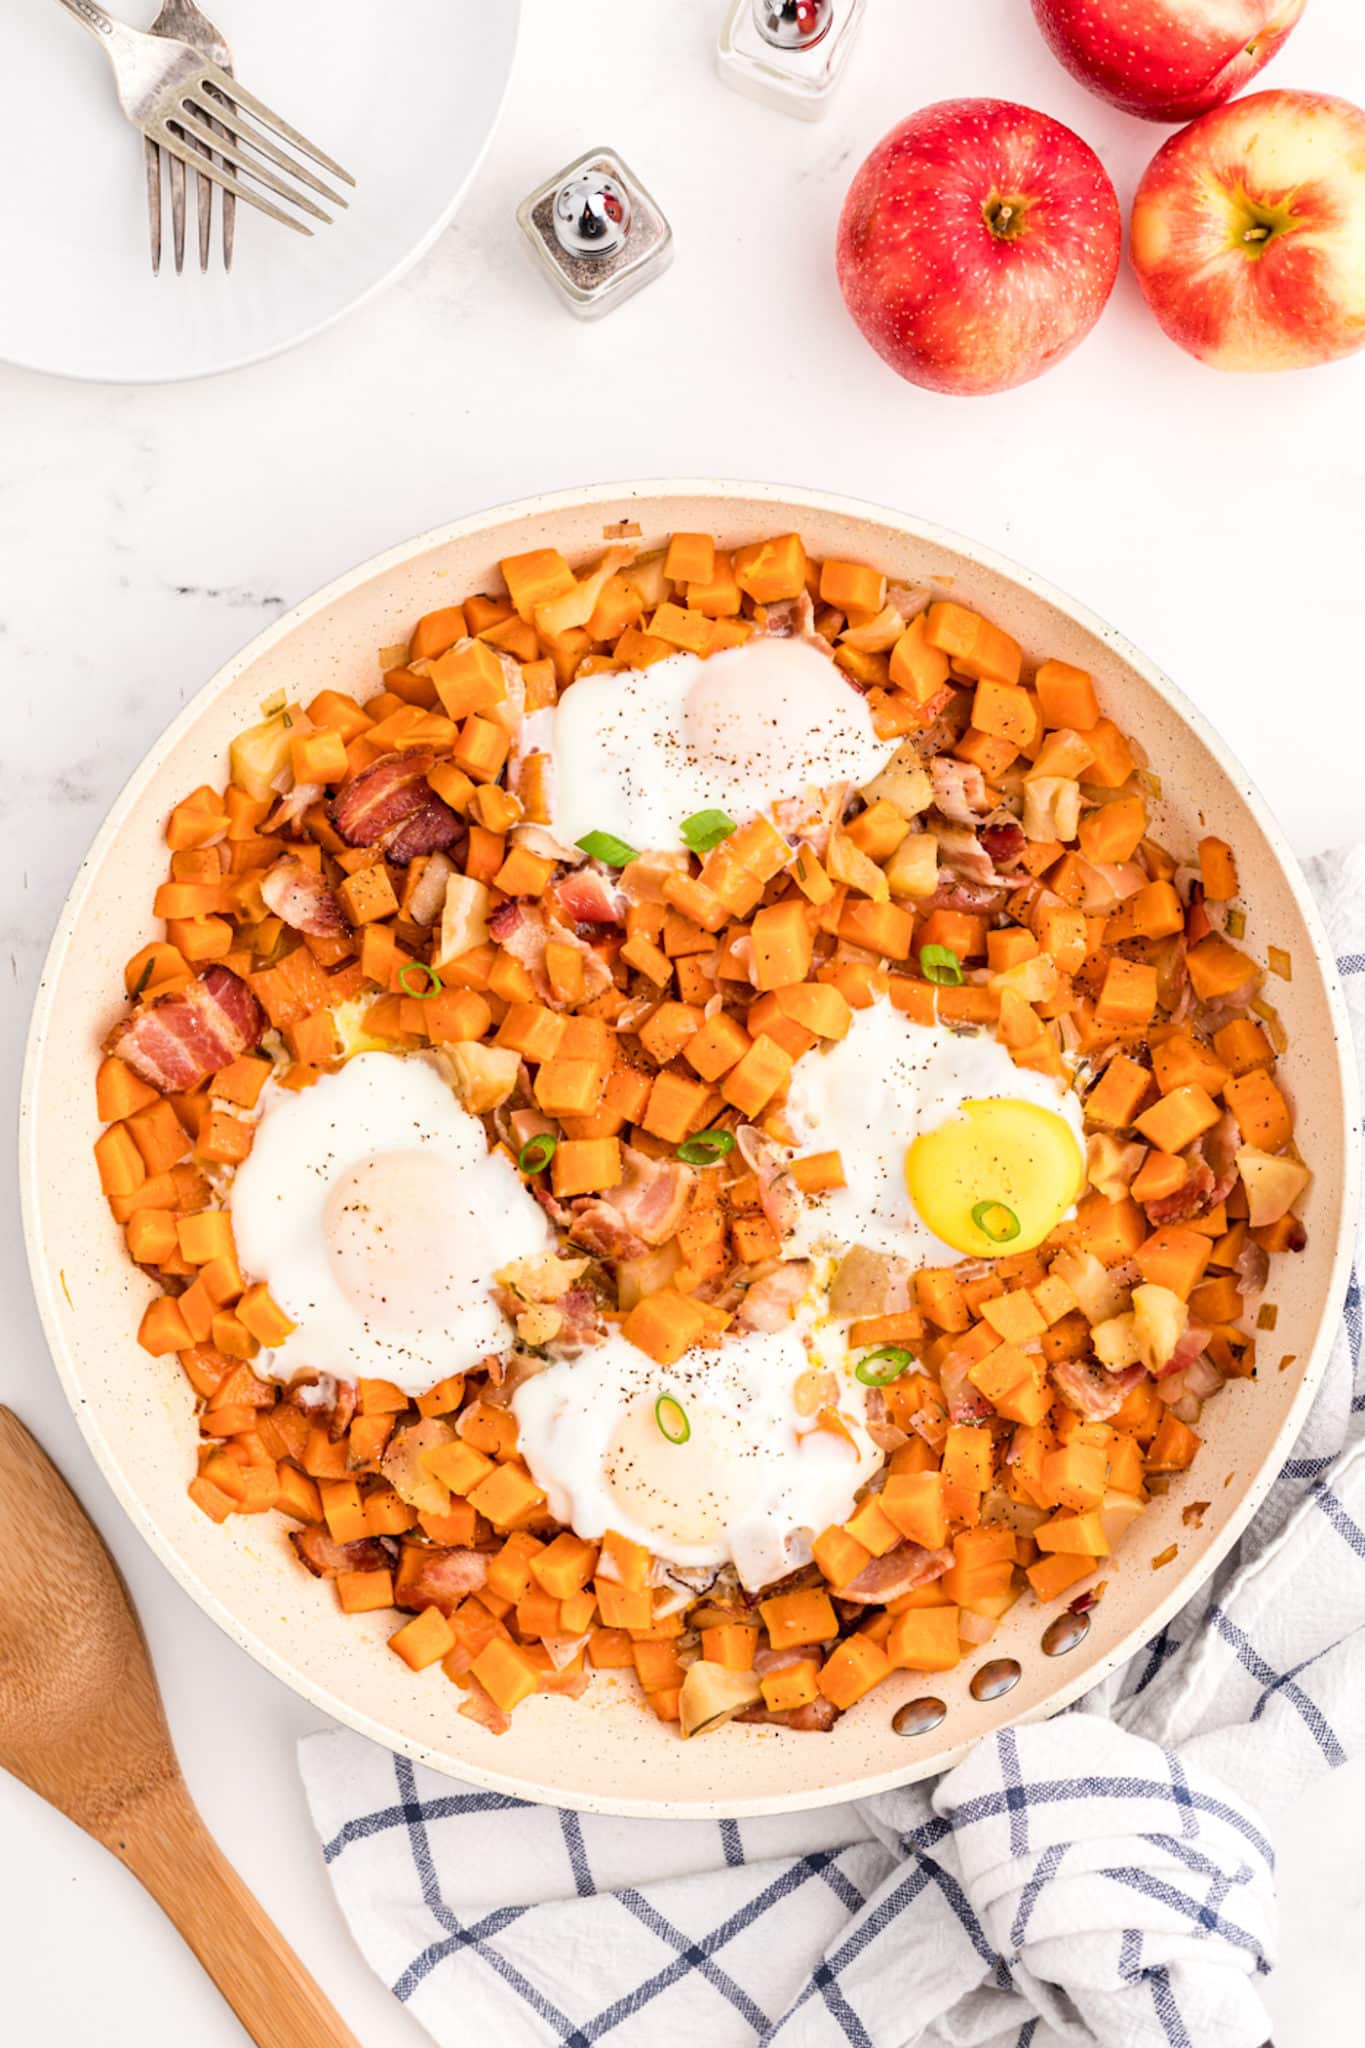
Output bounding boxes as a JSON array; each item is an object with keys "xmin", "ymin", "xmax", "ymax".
[{"xmin": 19, "ymin": 483, "xmax": 1360, "ymax": 1818}]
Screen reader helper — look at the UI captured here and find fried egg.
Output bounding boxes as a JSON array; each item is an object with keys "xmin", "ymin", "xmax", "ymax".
[
  {"xmin": 519, "ymin": 634, "xmax": 895, "ymax": 856},
  {"xmin": 229, "ymin": 1052, "xmax": 553, "ymax": 1392},
  {"xmin": 786, "ymin": 1000, "xmax": 1085, "ymax": 1265},
  {"xmin": 512, "ymin": 1302, "xmax": 881, "ymax": 1590}
]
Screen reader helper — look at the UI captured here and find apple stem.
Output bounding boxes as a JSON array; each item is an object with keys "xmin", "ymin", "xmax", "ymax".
[
  {"xmin": 982, "ymin": 194, "xmax": 1028, "ymax": 242},
  {"xmin": 1243, "ymin": 225, "xmax": 1271, "ymax": 243}
]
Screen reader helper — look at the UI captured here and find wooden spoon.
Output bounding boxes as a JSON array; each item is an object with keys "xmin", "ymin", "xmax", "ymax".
[{"xmin": 0, "ymin": 1407, "xmax": 362, "ymax": 2048}]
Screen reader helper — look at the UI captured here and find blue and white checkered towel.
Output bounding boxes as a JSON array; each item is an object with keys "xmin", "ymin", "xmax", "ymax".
[{"xmin": 300, "ymin": 846, "xmax": 1365, "ymax": 2048}]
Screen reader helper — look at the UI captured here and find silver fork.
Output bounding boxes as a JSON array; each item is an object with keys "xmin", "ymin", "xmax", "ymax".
[
  {"xmin": 145, "ymin": 0, "xmax": 235, "ymax": 275},
  {"xmin": 53, "ymin": 0, "xmax": 354, "ymax": 241}
]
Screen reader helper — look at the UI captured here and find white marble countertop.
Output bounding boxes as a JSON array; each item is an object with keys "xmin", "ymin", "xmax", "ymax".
[{"xmin": 3, "ymin": 2, "xmax": 1363, "ymax": 2041}]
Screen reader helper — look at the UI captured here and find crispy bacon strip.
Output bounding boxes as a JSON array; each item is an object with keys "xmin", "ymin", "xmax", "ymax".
[
  {"xmin": 290, "ymin": 1528, "xmax": 394, "ymax": 1578},
  {"xmin": 552, "ymin": 865, "xmax": 625, "ymax": 927},
  {"xmin": 489, "ymin": 900, "xmax": 614, "ymax": 1005},
  {"xmin": 568, "ymin": 1201, "xmax": 648, "ymax": 1262},
  {"xmin": 838, "ymin": 1541, "xmax": 953, "ymax": 1606},
  {"xmin": 931, "ymin": 757, "xmax": 989, "ymax": 823},
  {"xmin": 260, "ymin": 855, "xmax": 351, "ymax": 939},
  {"xmin": 394, "ymin": 1544, "xmax": 489, "ymax": 1613},
  {"xmin": 738, "ymin": 1260, "xmax": 813, "ymax": 1333},
  {"xmin": 329, "ymin": 751, "xmax": 462, "ymax": 867},
  {"xmin": 1050, "ymin": 1357, "xmax": 1147, "ymax": 1421},
  {"xmin": 602, "ymin": 1146, "xmax": 695, "ymax": 1248},
  {"xmin": 108, "ymin": 965, "xmax": 264, "ymax": 1093}
]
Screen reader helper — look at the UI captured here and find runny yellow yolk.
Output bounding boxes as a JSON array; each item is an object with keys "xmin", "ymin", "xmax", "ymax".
[{"xmin": 905, "ymin": 1098, "xmax": 1086, "ymax": 1257}]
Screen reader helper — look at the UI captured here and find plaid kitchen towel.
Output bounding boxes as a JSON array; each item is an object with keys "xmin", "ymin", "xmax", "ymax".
[{"xmin": 300, "ymin": 845, "xmax": 1365, "ymax": 2048}]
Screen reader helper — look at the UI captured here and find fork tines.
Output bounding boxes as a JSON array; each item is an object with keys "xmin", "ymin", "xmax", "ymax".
[{"xmin": 148, "ymin": 63, "xmax": 355, "ymax": 239}]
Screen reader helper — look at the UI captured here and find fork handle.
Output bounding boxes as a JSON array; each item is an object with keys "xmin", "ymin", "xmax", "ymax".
[{"xmin": 50, "ymin": 0, "xmax": 141, "ymax": 58}]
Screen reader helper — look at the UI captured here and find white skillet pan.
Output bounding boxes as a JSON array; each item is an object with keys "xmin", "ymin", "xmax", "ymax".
[{"xmin": 20, "ymin": 482, "xmax": 1358, "ymax": 1817}]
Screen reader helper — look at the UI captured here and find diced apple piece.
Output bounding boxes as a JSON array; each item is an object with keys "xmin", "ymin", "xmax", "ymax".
[
  {"xmin": 1086, "ymin": 1134, "xmax": 1146, "ymax": 1204},
  {"xmin": 678, "ymin": 1660, "xmax": 762, "ymax": 1739},
  {"xmin": 1132, "ymin": 1282, "xmax": 1188, "ymax": 1373},
  {"xmin": 1236, "ymin": 1146, "xmax": 1311, "ymax": 1228},
  {"xmin": 381, "ymin": 1418, "xmax": 455, "ymax": 1517},
  {"xmin": 1052, "ymin": 1248, "xmax": 1132, "ymax": 1325},
  {"xmin": 861, "ymin": 746, "xmax": 933, "ymax": 818},
  {"xmin": 884, "ymin": 832, "xmax": 939, "ymax": 901},
  {"xmin": 1099, "ymin": 1489, "xmax": 1147, "ymax": 1554},
  {"xmin": 435, "ymin": 874, "xmax": 492, "ymax": 967},
  {"xmin": 1022, "ymin": 776, "xmax": 1081, "ymax": 843},
  {"xmin": 229, "ymin": 707, "xmax": 304, "ymax": 801},
  {"xmin": 444, "ymin": 1042, "xmax": 521, "ymax": 1113},
  {"xmin": 1091, "ymin": 1311, "xmax": 1141, "ymax": 1369}
]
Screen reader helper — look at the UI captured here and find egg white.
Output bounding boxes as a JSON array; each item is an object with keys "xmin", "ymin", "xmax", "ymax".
[
  {"xmin": 785, "ymin": 1000, "xmax": 1086, "ymax": 1266},
  {"xmin": 512, "ymin": 1295, "xmax": 881, "ymax": 1591},
  {"xmin": 520, "ymin": 634, "xmax": 895, "ymax": 856},
  {"xmin": 229, "ymin": 1051, "xmax": 553, "ymax": 1393}
]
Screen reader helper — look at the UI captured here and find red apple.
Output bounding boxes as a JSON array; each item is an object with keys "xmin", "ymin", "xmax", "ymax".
[
  {"xmin": 1131, "ymin": 89, "xmax": 1365, "ymax": 371},
  {"xmin": 836, "ymin": 99, "xmax": 1121, "ymax": 397},
  {"xmin": 1032, "ymin": 0, "xmax": 1306, "ymax": 123}
]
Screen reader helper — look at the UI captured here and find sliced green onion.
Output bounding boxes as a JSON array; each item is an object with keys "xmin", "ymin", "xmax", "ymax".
[
  {"xmin": 920, "ymin": 944, "xmax": 963, "ymax": 986},
  {"xmin": 680, "ymin": 808, "xmax": 737, "ymax": 855},
  {"xmin": 518, "ymin": 1133, "xmax": 558, "ymax": 1176},
  {"xmin": 971, "ymin": 1199, "xmax": 1021, "ymax": 1244},
  {"xmin": 128, "ymin": 958, "xmax": 154, "ymax": 1002},
  {"xmin": 655, "ymin": 1394, "xmax": 691, "ymax": 1444},
  {"xmin": 677, "ymin": 1129, "xmax": 736, "ymax": 1167},
  {"xmin": 855, "ymin": 1347, "xmax": 913, "ymax": 1387},
  {"xmin": 398, "ymin": 961, "xmax": 443, "ymax": 1000},
  {"xmin": 575, "ymin": 830, "xmax": 639, "ymax": 868}
]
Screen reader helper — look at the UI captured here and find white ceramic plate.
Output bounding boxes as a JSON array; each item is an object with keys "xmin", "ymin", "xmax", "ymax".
[
  {"xmin": 20, "ymin": 483, "xmax": 1360, "ymax": 1816},
  {"xmin": 0, "ymin": 0, "xmax": 519, "ymax": 384}
]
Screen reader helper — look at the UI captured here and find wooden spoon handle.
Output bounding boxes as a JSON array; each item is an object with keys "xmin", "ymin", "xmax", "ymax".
[{"xmin": 116, "ymin": 1778, "xmax": 363, "ymax": 2048}]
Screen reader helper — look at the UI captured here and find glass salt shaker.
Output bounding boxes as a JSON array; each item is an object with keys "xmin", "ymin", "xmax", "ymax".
[
  {"xmin": 717, "ymin": 0, "xmax": 868, "ymax": 121},
  {"xmin": 516, "ymin": 147, "xmax": 673, "ymax": 320}
]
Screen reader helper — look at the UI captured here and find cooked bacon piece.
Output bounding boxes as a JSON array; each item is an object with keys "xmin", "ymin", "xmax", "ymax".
[
  {"xmin": 1051, "ymin": 1357, "xmax": 1147, "ymax": 1421},
  {"xmin": 328, "ymin": 1378, "xmax": 359, "ymax": 1442},
  {"xmin": 839, "ymin": 1541, "xmax": 953, "ymax": 1606},
  {"xmin": 260, "ymin": 855, "xmax": 351, "ymax": 938},
  {"xmin": 906, "ymin": 686, "xmax": 972, "ymax": 761},
  {"xmin": 737, "ymin": 1125, "xmax": 803, "ymax": 1239},
  {"xmin": 603, "ymin": 1146, "xmax": 696, "ymax": 1247},
  {"xmin": 1146, "ymin": 1110, "xmax": 1241, "ymax": 1225},
  {"xmin": 939, "ymin": 1353, "xmax": 994, "ymax": 1426},
  {"xmin": 487, "ymin": 899, "xmax": 527, "ymax": 945},
  {"xmin": 979, "ymin": 818, "xmax": 1026, "ymax": 868},
  {"xmin": 1235, "ymin": 1238, "xmax": 1271, "ymax": 1300},
  {"xmin": 329, "ymin": 751, "xmax": 461, "ymax": 867},
  {"xmin": 568, "ymin": 1199, "xmax": 648, "ymax": 1261},
  {"xmin": 545, "ymin": 1287, "xmax": 604, "ymax": 1358},
  {"xmin": 930, "ymin": 757, "xmax": 989, "ymax": 823},
  {"xmin": 1144, "ymin": 1158, "xmax": 1216, "ymax": 1227},
  {"xmin": 738, "ymin": 1693, "xmax": 841, "ymax": 1732},
  {"xmin": 393, "ymin": 1543, "xmax": 489, "ymax": 1613},
  {"xmin": 931, "ymin": 821, "xmax": 1007, "ymax": 894},
  {"xmin": 489, "ymin": 900, "xmax": 613, "ymax": 1005},
  {"xmin": 864, "ymin": 1388, "xmax": 910, "ymax": 1454},
  {"xmin": 458, "ymin": 1680, "xmax": 511, "ymax": 1736},
  {"xmin": 738, "ymin": 1260, "xmax": 813, "ymax": 1333},
  {"xmin": 1156, "ymin": 1322, "xmax": 1213, "ymax": 1381},
  {"xmin": 290, "ymin": 1528, "xmax": 394, "ymax": 1579},
  {"xmin": 108, "ymin": 965, "xmax": 265, "ymax": 1093},
  {"xmin": 920, "ymin": 874, "xmax": 1007, "ymax": 915},
  {"xmin": 552, "ymin": 865, "xmax": 625, "ymax": 927},
  {"xmin": 760, "ymin": 590, "xmax": 819, "ymax": 642}
]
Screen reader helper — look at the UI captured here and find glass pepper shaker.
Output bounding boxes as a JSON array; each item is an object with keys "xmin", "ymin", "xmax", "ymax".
[
  {"xmin": 517, "ymin": 147, "xmax": 673, "ymax": 320},
  {"xmin": 717, "ymin": 0, "xmax": 868, "ymax": 120}
]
